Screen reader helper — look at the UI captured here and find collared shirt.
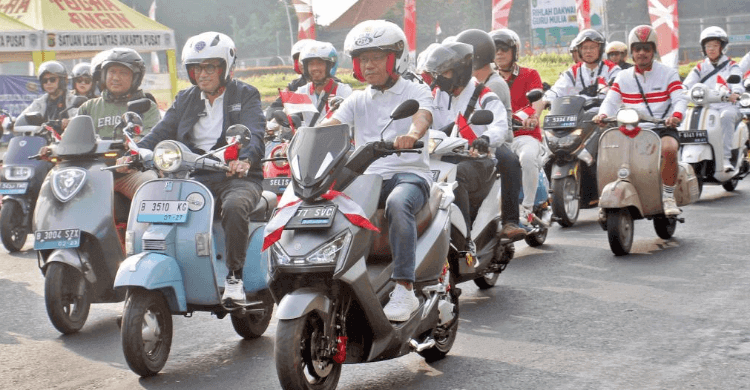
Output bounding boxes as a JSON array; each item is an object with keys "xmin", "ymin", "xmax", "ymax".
[
  {"xmin": 299, "ymin": 78, "xmax": 353, "ymax": 127},
  {"xmin": 544, "ymin": 60, "xmax": 621, "ymax": 101},
  {"xmin": 332, "ymin": 76, "xmax": 434, "ymax": 183},
  {"xmin": 192, "ymin": 90, "xmax": 225, "ymax": 152},
  {"xmin": 502, "ymin": 65, "xmax": 544, "ymax": 141}
]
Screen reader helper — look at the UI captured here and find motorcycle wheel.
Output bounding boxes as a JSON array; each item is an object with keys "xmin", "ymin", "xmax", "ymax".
[
  {"xmin": 551, "ymin": 176, "xmax": 579, "ymax": 227},
  {"xmin": 653, "ymin": 216, "xmax": 677, "ymax": 239},
  {"xmin": 275, "ymin": 313, "xmax": 342, "ymax": 390},
  {"xmin": 606, "ymin": 208, "xmax": 633, "ymax": 256},
  {"xmin": 121, "ymin": 288, "xmax": 173, "ymax": 377},
  {"xmin": 44, "ymin": 262, "xmax": 91, "ymax": 334},
  {"xmin": 419, "ymin": 263, "xmax": 460, "ymax": 363},
  {"xmin": 473, "ymin": 243, "xmax": 514, "ymax": 289},
  {"xmin": 0, "ymin": 201, "xmax": 27, "ymax": 252},
  {"xmin": 722, "ymin": 177, "xmax": 739, "ymax": 192},
  {"xmin": 230, "ymin": 293, "xmax": 274, "ymax": 339}
]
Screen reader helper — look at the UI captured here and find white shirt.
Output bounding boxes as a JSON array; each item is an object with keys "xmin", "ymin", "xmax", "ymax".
[
  {"xmin": 192, "ymin": 90, "xmax": 225, "ymax": 152},
  {"xmin": 332, "ymin": 76, "xmax": 434, "ymax": 183},
  {"xmin": 683, "ymin": 55, "xmax": 744, "ymax": 111},
  {"xmin": 544, "ymin": 60, "xmax": 621, "ymax": 101},
  {"xmin": 300, "ymin": 80, "xmax": 353, "ymax": 127}
]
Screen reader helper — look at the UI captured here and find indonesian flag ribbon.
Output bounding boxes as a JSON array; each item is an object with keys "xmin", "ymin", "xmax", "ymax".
[
  {"xmin": 619, "ymin": 125, "xmax": 642, "ymax": 138},
  {"xmin": 512, "ymin": 106, "xmax": 536, "ymax": 125},
  {"xmin": 279, "ymin": 88, "xmax": 318, "ymax": 115},
  {"xmin": 716, "ymin": 75, "xmax": 730, "ymax": 93},
  {"xmin": 456, "ymin": 113, "xmax": 477, "ymax": 143},
  {"xmin": 262, "ymin": 189, "xmax": 380, "ymax": 251}
]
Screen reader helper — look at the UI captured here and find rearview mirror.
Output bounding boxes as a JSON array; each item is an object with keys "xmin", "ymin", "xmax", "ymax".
[
  {"xmin": 70, "ymin": 95, "xmax": 88, "ymax": 108},
  {"xmin": 526, "ymin": 90, "xmax": 543, "ymax": 104},
  {"xmin": 743, "ymin": 78, "xmax": 750, "ymax": 92},
  {"xmin": 15, "ymin": 112, "xmax": 45, "ymax": 127},
  {"xmin": 226, "ymin": 124, "xmax": 252, "ymax": 147},
  {"xmin": 727, "ymin": 75, "xmax": 741, "ymax": 84},
  {"xmin": 272, "ymin": 110, "xmax": 290, "ymax": 127},
  {"xmin": 127, "ymin": 98, "xmax": 152, "ymax": 115},
  {"xmin": 468, "ymin": 110, "xmax": 493, "ymax": 126},
  {"xmin": 390, "ymin": 99, "xmax": 420, "ymax": 120}
]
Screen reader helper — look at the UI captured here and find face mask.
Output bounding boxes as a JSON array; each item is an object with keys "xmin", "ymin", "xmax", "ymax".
[{"xmin": 433, "ymin": 74, "xmax": 454, "ymax": 94}]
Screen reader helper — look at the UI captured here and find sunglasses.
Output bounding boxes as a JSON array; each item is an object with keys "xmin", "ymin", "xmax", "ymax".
[
  {"xmin": 42, "ymin": 77, "xmax": 58, "ymax": 84},
  {"xmin": 496, "ymin": 45, "xmax": 512, "ymax": 53},
  {"xmin": 631, "ymin": 43, "xmax": 654, "ymax": 53},
  {"xmin": 75, "ymin": 78, "xmax": 92, "ymax": 84}
]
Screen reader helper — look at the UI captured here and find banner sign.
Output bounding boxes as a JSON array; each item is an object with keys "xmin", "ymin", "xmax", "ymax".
[
  {"xmin": 43, "ymin": 31, "xmax": 173, "ymax": 51},
  {"xmin": 531, "ymin": 0, "xmax": 577, "ymax": 30},
  {"xmin": 0, "ymin": 32, "xmax": 40, "ymax": 52},
  {"xmin": 530, "ymin": 0, "xmax": 604, "ymax": 51},
  {"xmin": 0, "ymin": 76, "xmax": 46, "ymax": 118}
]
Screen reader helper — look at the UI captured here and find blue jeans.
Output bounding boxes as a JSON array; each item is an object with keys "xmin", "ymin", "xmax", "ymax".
[{"xmin": 379, "ymin": 173, "xmax": 430, "ymax": 283}]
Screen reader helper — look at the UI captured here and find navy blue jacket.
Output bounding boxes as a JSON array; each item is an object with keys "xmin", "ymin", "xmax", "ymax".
[{"xmin": 138, "ymin": 79, "xmax": 266, "ymax": 184}]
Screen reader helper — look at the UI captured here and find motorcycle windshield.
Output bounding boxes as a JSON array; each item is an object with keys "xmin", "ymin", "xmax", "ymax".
[
  {"xmin": 548, "ymin": 96, "xmax": 586, "ymax": 117},
  {"xmin": 56, "ymin": 115, "xmax": 97, "ymax": 157},
  {"xmin": 288, "ymin": 124, "xmax": 350, "ymax": 190},
  {"xmin": 3, "ymin": 135, "xmax": 47, "ymax": 165}
]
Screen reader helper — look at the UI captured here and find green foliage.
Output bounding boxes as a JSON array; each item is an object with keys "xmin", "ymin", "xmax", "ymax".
[
  {"xmin": 236, "ymin": 69, "xmax": 367, "ymax": 104},
  {"xmin": 518, "ymin": 53, "xmax": 574, "ymax": 85}
]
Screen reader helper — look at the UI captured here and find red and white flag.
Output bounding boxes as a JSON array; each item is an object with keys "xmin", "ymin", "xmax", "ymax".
[
  {"xmin": 648, "ymin": 0, "xmax": 679, "ymax": 69},
  {"xmin": 512, "ymin": 106, "xmax": 536, "ymax": 124},
  {"xmin": 455, "ymin": 113, "xmax": 477, "ymax": 143},
  {"xmin": 279, "ymin": 89, "xmax": 318, "ymax": 115},
  {"xmin": 262, "ymin": 189, "xmax": 380, "ymax": 251},
  {"xmin": 293, "ymin": 0, "xmax": 316, "ymax": 40},
  {"xmin": 435, "ymin": 21, "xmax": 442, "ymax": 37},
  {"xmin": 492, "ymin": 0, "xmax": 513, "ymax": 29},
  {"xmin": 575, "ymin": 0, "xmax": 591, "ymax": 31},
  {"xmin": 404, "ymin": 0, "xmax": 417, "ymax": 67},
  {"xmin": 148, "ymin": 0, "xmax": 160, "ymax": 73}
]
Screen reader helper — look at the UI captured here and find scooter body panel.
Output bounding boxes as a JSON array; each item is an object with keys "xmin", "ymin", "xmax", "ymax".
[
  {"xmin": 275, "ymin": 287, "xmax": 331, "ymax": 320},
  {"xmin": 549, "ymin": 159, "xmax": 578, "ymax": 180},
  {"xmin": 598, "ymin": 180, "xmax": 643, "ymax": 217},
  {"xmin": 114, "ymin": 251, "xmax": 187, "ymax": 313}
]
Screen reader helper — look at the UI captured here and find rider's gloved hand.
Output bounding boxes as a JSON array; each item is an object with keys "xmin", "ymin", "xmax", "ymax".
[
  {"xmin": 592, "ymin": 114, "xmax": 608, "ymax": 127},
  {"xmin": 115, "ymin": 155, "xmax": 135, "ymax": 174},
  {"xmin": 664, "ymin": 115, "xmax": 682, "ymax": 128},
  {"xmin": 471, "ymin": 135, "xmax": 490, "ymax": 154}
]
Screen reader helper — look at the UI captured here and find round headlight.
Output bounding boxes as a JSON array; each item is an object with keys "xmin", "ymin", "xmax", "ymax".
[
  {"xmin": 690, "ymin": 86, "xmax": 706, "ymax": 104},
  {"xmin": 740, "ymin": 93, "xmax": 750, "ymax": 108},
  {"xmin": 153, "ymin": 141, "xmax": 183, "ymax": 172}
]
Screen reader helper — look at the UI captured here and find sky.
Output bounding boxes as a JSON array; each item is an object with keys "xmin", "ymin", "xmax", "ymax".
[{"xmin": 310, "ymin": 0, "xmax": 358, "ymax": 26}]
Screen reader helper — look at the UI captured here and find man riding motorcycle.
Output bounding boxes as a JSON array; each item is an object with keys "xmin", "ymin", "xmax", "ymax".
[
  {"xmin": 544, "ymin": 29, "xmax": 621, "ymax": 104},
  {"xmin": 491, "ymin": 28, "xmax": 547, "ymax": 227},
  {"xmin": 606, "ymin": 41, "xmax": 632, "ymax": 70},
  {"xmin": 683, "ymin": 26, "xmax": 744, "ymax": 173},
  {"xmin": 321, "ymin": 20, "xmax": 433, "ymax": 322},
  {"xmin": 21, "ymin": 61, "xmax": 78, "ymax": 130},
  {"xmin": 118, "ymin": 32, "xmax": 266, "ymax": 306},
  {"xmin": 424, "ymin": 41, "xmax": 526, "ymax": 249},
  {"xmin": 593, "ymin": 25, "xmax": 687, "ymax": 216},
  {"xmin": 296, "ymin": 41, "xmax": 352, "ymax": 126}
]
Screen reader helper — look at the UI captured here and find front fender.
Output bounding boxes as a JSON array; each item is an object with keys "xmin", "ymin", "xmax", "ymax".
[
  {"xmin": 276, "ymin": 288, "xmax": 331, "ymax": 321},
  {"xmin": 599, "ymin": 180, "xmax": 642, "ymax": 215},
  {"xmin": 550, "ymin": 160, "xmax": 579, "ymax": 180},
  {"xmin": 114, "ymin": 252, "xmax": 186, "ymax": 313},
  {"xmin": 43, "ymin": 249, "xmax": 96, "ymax": 284}
]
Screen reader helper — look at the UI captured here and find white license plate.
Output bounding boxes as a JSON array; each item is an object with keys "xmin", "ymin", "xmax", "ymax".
[
  {"xmin": 137, "ymin": 200, "xmax": 189, "ymax": 223},
  {"xmin": 0, "ymin": 181, "xmax": 28, "ymax": 194}
]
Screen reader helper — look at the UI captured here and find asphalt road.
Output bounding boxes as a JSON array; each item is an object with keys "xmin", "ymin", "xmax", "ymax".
[{"xmin": 1, "ymin": 180, "xmax": 749, "ymax": 390}]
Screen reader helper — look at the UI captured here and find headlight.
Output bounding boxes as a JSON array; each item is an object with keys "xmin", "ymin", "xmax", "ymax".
[
  {"xmin": 690, "ymin": 84, "xmax": 707, "ymax": 104},
  {"xmin": 153, "ymin": 141, "xmax": 182, "ymax": 172},
  {"xmin": 51, "ymin": 167, "xmax": 87, "ymax": 202},
  {"xmin": 428, "ymin": 138, "xmax": 442, "ymax": 154},
  {"xmin": 270, "ymin": 242, "xmax": 291, "ymax": 265},
  {"xmin": 271, "ymin": 144, "xmax": 289, "ymax": 168},
  {"xmin": 271, "ymin": 230, "xmax": 352, "ymax": 266},
  {"xmin": 740, "ymin": 93, "xmax": 750, "ymax": 108},
  {"xmin": 616, "ymin": 108, "xmax": 640, "ymax": 125},
  {"xmin": 3, "ymin": 166, "xmax": 33, "ymax": 181},
  {"xmin": 617, "ymin": 167, "xmax": 630, "ymax": 179}
]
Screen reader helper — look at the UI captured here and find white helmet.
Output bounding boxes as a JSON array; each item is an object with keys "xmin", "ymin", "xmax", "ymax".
[
  {"xmin": 700, "ymin": 26, "xmax": 729, "ymax": 56},
  {"xmin": 628, "ymin": 25, "xmax": 659, "ymax": 60},
  {"xmin": 606, "ymin": 41, "xmax": 628, "ymax": 55},
  {"xmin": 291, "ymin": 38, "xmax": 317, "ymax": 74},
  {"xmin": 344, "ymin": 20, "xmax": 408, "ymax": 83},
  {"xmin": 299, "ymin": 41, "xmax": 338, "ymax": 79},
  {"xmin": 182, "ymin": 31, "xmax": 236, "ymax": 86}
]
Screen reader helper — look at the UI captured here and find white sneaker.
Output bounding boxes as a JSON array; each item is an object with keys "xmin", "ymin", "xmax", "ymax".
[
  {"xmin": 519, "ymin": 205, "xmax": 533, "ymax": 228},
  {"xmin": 724, "ymin": 159, "xmax": 735, "ymax": 173},
  {"xmin": 383, "ymin": 284, "xmax": 419, "ymax": 322},
  {"xmin": 222, "ymin": 276, "xmax": 246, "ymax": 305},
  {"xmin": 662, "ymin": 197, "xmax": 681, "ymax": 216}
]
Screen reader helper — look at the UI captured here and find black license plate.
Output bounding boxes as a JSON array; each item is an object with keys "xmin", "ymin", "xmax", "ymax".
[
  {"xmin": 34, "ymin": 229, "xmax": 81, "ymax": 250},
  {"xmin": 0, "ymin": 181, "xmax": 28, "ymax": 194},
  {"xmin": 285, "ymin": 204, "xmax": 337, "ymax": 229},
  {"xmin": 263, "ymin": 177, "xmax": 291, "ymax": 194},
  {"xmin": 544, "ymin": 115, "xmax": 577, "ymax": 128},
  {"xmin": 679, "ymin": 130, "xmax": 708, "ymax": 144}
]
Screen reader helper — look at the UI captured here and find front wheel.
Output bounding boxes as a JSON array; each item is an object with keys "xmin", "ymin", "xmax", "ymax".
[
  {"xmin": 0, "ymin": 201, "xmax": 27, "ymax": 252},
  {"xmin": 230, "ymin": 292, "xmax": 274, "ymax": 339},
  {"xmin": 275, "ymin": 314, "xmax": 342, "ymax": 390},
  {"xmin": 551, "ymin": 176, "xmax": 579, "ymax": 227},
  {"xmin": 606, "ymin": 208, "xmax": 634, "ymax": 256},
  {"xmin": 653, "ymin": 216, "xmax": 677, "ymax": 239},
  {"xmin": 44, "ymin": 262, "xmax": 91, "ymax": 334},
  {"xmin": 121, "ymin": 289, "xmax": 173, "ymax": 377}
]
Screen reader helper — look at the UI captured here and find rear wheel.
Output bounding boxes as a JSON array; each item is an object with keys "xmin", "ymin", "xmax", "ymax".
[
  {"xmin": 121, "ymin": 289, "xmax": 173, "ymax": 377},
  {"xmin": 551, "ymin": 176, "xmax": 579, "ymax": 227},
  {"xmin": 722, "ymin": 177, "xmax": 739, "ymax": 192},
  {"xmin": 419, "ymin": 262, "xmax": 460, "ymax": 363},
  {"xmin": 275, "ymin": 314, "xmax": 341, "ymax": 390},
  {"xmin": 653, "ymin": 216, "xmax": 677, "ymax": 239},
  {"xmin": 44, "ymin": 262, "xmax": 91, "ymax": 334},
  {"xmin": 0, "ymin": 201, "xmax": 27, "ymax": 252},
  {"xmin": 230, "ymin": 292, "xmax": 274, "ymax": 339},
  {"xmin": 606, "ymin": 208, "xmax": 634, "ymax": 256}
]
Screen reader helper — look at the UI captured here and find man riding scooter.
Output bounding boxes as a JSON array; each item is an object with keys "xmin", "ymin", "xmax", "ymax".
[
  {"xmin": 593, "ymin": 25, "xmax": 687, "ymax": 216},
  {"xmin": 296, "ymin": 41, "xmax": 352, "ymax": 126},
  {"xmin": 118, "ymin": 31, "xmax": 266, "ymax": 306},
  {"xmin": 683, "ymin": 26, "xmax": 744, "ymax": 173}
]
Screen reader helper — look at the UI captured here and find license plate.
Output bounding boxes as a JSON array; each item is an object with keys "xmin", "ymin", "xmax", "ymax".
[
  {"xmin": 262, "ymin": 177, "xmax": 291, "ymax": 195},
  {"xmin": 431, "ymin": 170, "xmax": 441, "ymax": 181},
  {"xmin": 543, "ymin": 115, "xmax": 578, "ymax": 128},
  {"xmin": 34, "ymin": 229, "xmax": 80, "ymax": 250},
  {"xmin": 0, "ymin": 182, "xmax": 28, "ymax": 195},
  {"xmin": 285, "ymin": 204, "xmax": 338, "ymax": 229},
  {"xmin": 137, "ymin": 200, "xmax": 189, "ymax": 223},
  {"xmin": 679, "ymin": 130, "xmax": 708, "ymax": 144}
]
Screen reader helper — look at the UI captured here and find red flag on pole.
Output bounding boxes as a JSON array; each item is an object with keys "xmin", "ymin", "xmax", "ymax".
[
  {"xmin": 648, "ymin": 0, "xmax": 680, "ymax": 68},
  {"xmin": 492, "ymin": 0, "xmax": 513, "ymax": 30},
  {"xmin": 436, "ymin": 21, "xmax": 442, "ymax": 36},
  {"xmin": 293, "ymin": 0, "xmax": 316, "ymax": 40},
  {"xmin": 575, "ymin": 0, "xmax": 591, "ymax": 31},
  {"xmin": 404, "ymin": 0, "xmax": 416, "ymax": 66}
]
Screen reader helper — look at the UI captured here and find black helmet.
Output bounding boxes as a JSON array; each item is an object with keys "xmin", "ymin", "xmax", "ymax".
[
  {"xmin": 456, "ymin": 29, "xmax": 495, "ymax": 70},
  {"xmin": 91, "ymin": 49, "xmax": 112, "ymax": 91},
  {"xmin": 421, "ymin": 42, "xmax": 474, "ymax": 94},
  {"xmin": 576, "ymin": 29, "xmax": 606, "ymax": 62},
  {"xmin": 100, "ymin": 48, "xmax": 146, "ymax": 94},
  {"xmin": 38, "ymin": 60, "xmax": 68, "ymax": 91},
  {"xmin": 489, "ymin": 29, "xmax": 521, "ymax": 62}
]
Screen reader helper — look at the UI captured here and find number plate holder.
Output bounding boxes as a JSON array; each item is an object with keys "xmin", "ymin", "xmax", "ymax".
[
  {"xmin": 137, "ymin": 200, "xmax": 189, "ymax": 223},
  {"xmin": 262, "ymin": 177, "xmax": 292, "ymax": 195},
  {"xmin": 34, "ymin": 228, "xmax": 81, "ymax": 250},
  {"xmin": 285, "ymin": 204, "xmax": 338, "ymax": 229},
  {"xmin": 543, "ymin": 115, "xmax": 578, "ymax": 129},
  {"xmin": 678, "ymin": 130, "xmax": 708, "ymax": 144},
  {"xmin": 0, "ymin": 182, "xmax": 28, "ymax": 195}
]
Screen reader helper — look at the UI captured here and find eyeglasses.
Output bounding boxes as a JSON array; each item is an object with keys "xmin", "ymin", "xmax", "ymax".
[
  {"xmin": 42, "ymin": 77, "xmax": 58, "ymax": 84},
  {"xmin": 358, "ymin": 53, "xmax": 388, "ymax": 64},
  {"xmin": 631, "ymin": 43, "xmax": 654, "ymax": 53},
  {"xmin": 188, "ymin": 63, "xmax": 219, "ymax": 75},
  {"xmin": 75, "ymin": 77, "xmax": 92, "ymax": 84}
]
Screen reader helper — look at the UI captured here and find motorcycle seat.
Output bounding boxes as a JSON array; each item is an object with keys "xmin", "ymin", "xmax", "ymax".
[
  {"xmin": 249, "ymin": 190, "xmax": 278, "ymax": 222},
  {"xmin": 368, "ymin": 183, "xmax": 442, "ymax": 258}
]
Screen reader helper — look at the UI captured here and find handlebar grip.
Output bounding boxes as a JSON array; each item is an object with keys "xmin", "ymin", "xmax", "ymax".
[
  {"xmin": 28, "ymin": 154, "xmax": 41, "ymax": 160},
  {"xmin": 413, "ymin": 141, "xmax": 424, "ymax": 149}
]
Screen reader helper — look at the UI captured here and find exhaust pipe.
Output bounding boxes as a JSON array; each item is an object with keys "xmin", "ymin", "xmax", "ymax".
[{"xmin": 409, "ymin": 338, "xmax": 436, "ymax": 352}]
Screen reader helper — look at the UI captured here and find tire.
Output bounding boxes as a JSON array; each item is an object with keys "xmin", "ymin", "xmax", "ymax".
[
  {"xmin": 722, "ymin": 177, "xmax": 739, "ymax": 192},
  {"xmin": 44, "ymin": 262, "xmax": 91, "ymax": 334},
  {"xmin": 121, "ymin": 288, "xmax": 173, "ymax": 377},
  {"xmin": 0, "ymin": 201, "xmax": 27, "ymax": 252},
  {"xmin": 474, "ymin": 243, "xmax": 514, "ymax": 289},
  {"xmin": 230, "ymin": 293, "xmax": 274, "ymax": 339},
  {"xmin": 524, "ymin": 225, "xmax": 547, "ymax": 247},
  {"xmin": 551, "ymin": 176, "xmax": 579, "ymax": 227},
  {"xmin": 606, "ymin": 208, "xmax": 633, "ymax": 256},
  {"xmin": 275, "ymin": 314, "xmax": 342, "ymax": 390},
  {"xmin": 653, "ymin": 216, "xmax": 677, "ymax": 239},
  {"xmin": 419, "ymin": 263, "xmax": 460, "ymax": 363}
]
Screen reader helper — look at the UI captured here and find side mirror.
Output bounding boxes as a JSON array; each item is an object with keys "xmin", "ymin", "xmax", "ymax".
[
  {"xmin": 127, "ymin": 98, "xmax": 152, "ymax": 115},
  {"xmin": 468, "ymin": 110, "xmax": 494, "ymax": 126},
  {"xmin": 727, "ymin": 75, "xmax": 741, "ymax": 84},
  {"xmin": 70, "ymin": 95, "xmax": 88, "ymax": 108},
  {"xmin": 272, "ymin": 110, "xmax": 290, "ymax": 127},
  {"xmin": 226, "ymin": 124, "xmax": 252, "ymax": 147},
  {"xmin": 122, "ymin": 111, "xmax": 143, "ymax": 126},
  {"xmin": 390, "ymin": 99, "xmax": 420, "ymax": 120},
  {"xmin": 743, "ymin": 78, "xmax": 750, "ymax": 92},
  {"xmin": 15, "ymin": 112, "xmax": 45, "ymax": 127},
  {"xmin": 526, "ymin": 90, "xmax": 543, "ymax": 104}
]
